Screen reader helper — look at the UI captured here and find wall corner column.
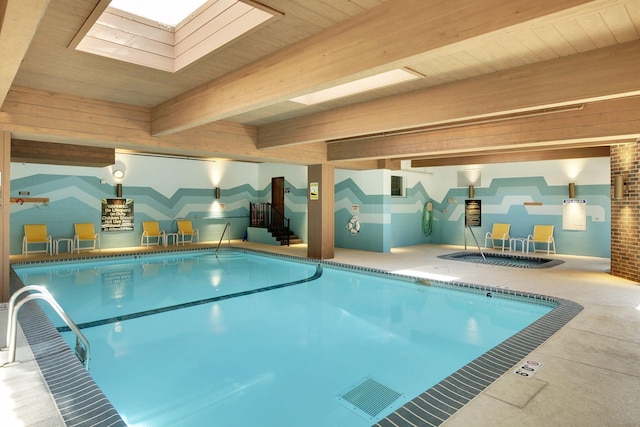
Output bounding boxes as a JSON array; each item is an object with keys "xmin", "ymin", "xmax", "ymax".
[
  {"xmin": 1, "ymin": 132, "xmax": 10, "ymax": 302},
  {"xmin": 610, "ymin": 140, "xmax": 640, "ymax": 283},
  {"xmin": 307, "ymin": 164, "xmax": 334, "ymax": 259}
]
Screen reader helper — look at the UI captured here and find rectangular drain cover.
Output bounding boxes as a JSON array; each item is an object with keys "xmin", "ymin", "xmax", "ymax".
[{"xmin": 338, "ymin": 377, "xmax": 402, "ymax": 421}]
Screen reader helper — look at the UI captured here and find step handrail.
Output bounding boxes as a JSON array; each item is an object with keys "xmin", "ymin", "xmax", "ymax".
[
  {"xmin": 215, "ymin": 222, "xmax": 231, "ymax": 257},
  {"xmin": 2, "ymin": 285, "xmax": 91, "ymax": 369}
]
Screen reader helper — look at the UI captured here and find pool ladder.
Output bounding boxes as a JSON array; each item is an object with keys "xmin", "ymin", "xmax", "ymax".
[
  {"xmin": 215, "ymin": 222, "xmax": 231, "ymax": 257},
  {"xmin": 2, "ymin": 285, "xmax": 90, "ymax": 370}
]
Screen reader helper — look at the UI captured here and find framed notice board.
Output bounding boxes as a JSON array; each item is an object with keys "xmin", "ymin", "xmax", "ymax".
[
  {"xmin": 465, "ymin": 199, "xmax": 481, "ymax": 227},
  {"xmin": 562, "ymin": 199, "xmax": 587, "ymax": 231},
  {"xmin": 101, "ymin": 198, "xmax": 134, "ymax": 232}
]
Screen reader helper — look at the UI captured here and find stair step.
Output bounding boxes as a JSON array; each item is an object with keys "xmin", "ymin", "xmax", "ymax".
[{"xmin": 283, "ymin": 238, "xmax": 304, "ymax": 245}]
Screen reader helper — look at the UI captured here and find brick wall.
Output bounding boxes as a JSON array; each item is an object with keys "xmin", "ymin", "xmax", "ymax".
[{"xmin": 610, "ymin": 141, "xmax": 640, "ymax": 283}]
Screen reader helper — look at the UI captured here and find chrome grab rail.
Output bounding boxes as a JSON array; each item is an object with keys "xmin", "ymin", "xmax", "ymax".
[
  {"xmin": 465, "ymin": 226, "xmax": 486, "ymax": 261},
  {"xmin": 2, "ymin": 285, "xmax": 91, "ymax": 369},
  {"xmin": 215, "ymin": 222, "xmax": 231, "ymax": 257}
]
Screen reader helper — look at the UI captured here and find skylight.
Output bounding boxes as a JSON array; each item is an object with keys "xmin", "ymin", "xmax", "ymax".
[
  {"xmin": 109, "ymin": 0, "xmax": 209, "ymax": 27},
  {"xmin": 290, "ymin": 69, "xmax": 423, "ymax": 105},
  {"xmin": 74, "ymin": 0, "xmax": 280, "ymax": 72}
]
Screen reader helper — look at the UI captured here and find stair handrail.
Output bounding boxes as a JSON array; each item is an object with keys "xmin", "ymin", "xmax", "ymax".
[
  {"xmin": 215, "ymin": 222, "xmax": 232, "ymax": 257},
  {"xmin": 270, "ymin": 206, "xmax": 290, "ymax": 246},
  {"xmin": 2, "ymin": 285, "xmax": 91, "ymax": 369},
  {"xmin": 249, "ymin": 202, "xmax": 292, "ymax": 246}
]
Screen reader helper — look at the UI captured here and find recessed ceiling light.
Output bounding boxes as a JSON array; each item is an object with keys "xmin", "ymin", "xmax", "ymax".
[{"xmin": 290, "ymin": 69, "xmax": 423, "ymax": 106}]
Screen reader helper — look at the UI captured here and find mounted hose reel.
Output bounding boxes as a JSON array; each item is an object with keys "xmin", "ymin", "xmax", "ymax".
[{"xmin": 423, "ymin": 201, "xmax": 434, "ymax": 236}]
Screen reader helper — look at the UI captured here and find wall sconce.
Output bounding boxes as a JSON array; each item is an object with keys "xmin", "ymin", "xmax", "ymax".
[
  {"xmin": 468, "ymin": 185, "xmax": 475, "ymax": 199},
  {"xmin": 113, "ymin": 169, "xmax": 125, "ymax": 179},
  {"xmin": 568, "ymin": 182, "xmax": 576, "ymax": 199},
  {"xmin": 116, "ymin": 183, "xmax": 123, "ymax": 198},
  {"xmin": 613, "ymin": 175, "xmax": 625, "ymax": 199},
  {"xmin": 215, "ymin": 187, "xmax": 221, "ymax": 199}
]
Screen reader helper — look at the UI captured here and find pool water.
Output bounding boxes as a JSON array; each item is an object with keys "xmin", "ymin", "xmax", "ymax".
[{"xmin": 14, "ymin": 250, "xmax": 553, "ymax": 427}]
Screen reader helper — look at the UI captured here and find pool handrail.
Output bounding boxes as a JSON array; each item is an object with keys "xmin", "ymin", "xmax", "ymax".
[
  {"xmin": 215, "ymin": 222, "xmax": 231, "ymax": 257},
  {"xmin": 2, "ymin": 285, "xmax": 91, "ymax": 370},
  {"xmin": 465, "ymin": 226, "xmax": 486, "ymax": 261}
]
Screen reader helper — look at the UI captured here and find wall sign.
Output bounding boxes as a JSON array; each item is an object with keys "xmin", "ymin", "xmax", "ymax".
[
  {"xmin": 101, "ymin": 198, "xmax": 134, "ymax": 232},
  {"xmin": 562, "ymin": 199, "xmax": 587, "ymax": 231},
  {"xmin": 464, "ymin": 199, "xmax": 481, "ymax": 227},
  {"xmin": 309, "ymin": 182, "xmax": 319, "ymax": 200}
]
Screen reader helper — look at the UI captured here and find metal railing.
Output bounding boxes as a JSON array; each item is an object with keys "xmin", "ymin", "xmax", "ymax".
[
  {"xmin": 2, "ymin": 285, "xmax": 90, "ymax": 369},
  {"xmin": 464, "ymin": 226, "xmax": 486, "ymax": 261},
  {"xmin": 249, "ymin": 202, "xmax": 290, "ymax": 246},
  {"xmin": 215, "ymin": 222, "xmax": 231, "ymax": 257}
]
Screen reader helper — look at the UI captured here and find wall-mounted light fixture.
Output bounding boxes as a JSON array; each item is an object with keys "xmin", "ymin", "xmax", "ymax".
[
  {"xmin": 215, "ymin": 187, "xmax": 221, "ymax": 199},
  {"xmin": 468, "ymin": 185, "xmax": 475, "ymax": 199},
  {"xmin": 613, "ymin": 175, "xmax": 625, "ymax": 199},
  {"xmin": 113, "ymin": 169, "xmax": 125, "ymax": 179},
  {"xmin": 568, "ymin": 182, "xmax": 576, "ymax": 199},
  {"xmin": 116, "ymin": 183, "xmax": 123, "ymax": 198}
]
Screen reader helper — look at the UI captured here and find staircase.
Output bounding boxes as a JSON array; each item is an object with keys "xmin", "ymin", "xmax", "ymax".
[
  {"xmin": 250, "ymin": 202, "xmax": 302, "ymax": 246},
  {"xmin": 269, "ymin": 225, "xmax": 303, "ymax": 245}
]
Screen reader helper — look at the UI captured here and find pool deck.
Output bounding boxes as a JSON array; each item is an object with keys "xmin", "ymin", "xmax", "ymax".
[{"xmin": 2, "ymin": 241, "xmax": 640, "ymax": 426}]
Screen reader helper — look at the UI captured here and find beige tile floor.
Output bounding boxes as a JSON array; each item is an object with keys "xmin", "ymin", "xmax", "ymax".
[{"xmin": 2, "ymin": 241, "xmax": 640, "ymax": 426}]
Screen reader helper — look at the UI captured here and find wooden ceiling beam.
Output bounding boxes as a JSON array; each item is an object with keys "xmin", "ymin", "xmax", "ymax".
[
  {"xmin": 0, "ymin": 0, "xmax": 49, "ymax": 106},
  {"xmin": 326, "ymin": 96, "xmax": 640, "ymax": 161},
  {"xmin": 1, "ymin": 87, "xmax": 327, "ymax": 165},
  {"xmin": 259, "ymin": 42, "xmax": 640, "ymax": 149},
  {"xmin": 410, "ymin": 146, "xmax": 611, "ymax": 168},
  {"xmin": 150, "ymin": 0, "xmax": 593, "ymax": 137},
  {"xmin": 11, "ymin": 139, "xmax": 115, "ymax": 167}
]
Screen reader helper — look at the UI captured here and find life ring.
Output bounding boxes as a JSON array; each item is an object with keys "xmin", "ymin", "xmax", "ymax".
[
  {"xmin": 16, "ymin": 198, "xmax": 24, "ymax": 205},
  {"xmin": 346, "ymin": 215, "xmax": 360, "ymax": 235}
]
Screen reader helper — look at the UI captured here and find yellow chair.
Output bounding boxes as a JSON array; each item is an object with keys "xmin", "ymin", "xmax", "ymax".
[
  {"xmin": 22, "ymin": 224, "xmax": 52, "ymax": 255},
  {"xmin": 141, "ymin": 221, "xmax": 166, "ymax": 246},
  {"xmin": 484, "ymin": 223, "xmax": 510, "ymax": 252},
  {"xmin": 527, "ymin": 225, "xmax": 556, "ymax": 254},
  {"xmin": 177, "ymin": 219, "xmax": 199, "ymax": 245},
  {"xmin": 74, "ymin": 223, "xmax": 101, "ymax": 252}
]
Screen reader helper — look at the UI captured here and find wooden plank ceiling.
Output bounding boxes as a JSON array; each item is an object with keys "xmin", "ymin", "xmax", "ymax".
[{"xmin": 1, "ymin": 0, "xmax": 639, "ymax": 168}]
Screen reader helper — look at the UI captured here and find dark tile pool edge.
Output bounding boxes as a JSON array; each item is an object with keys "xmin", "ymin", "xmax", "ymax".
[
  {"xmin": 9, "ymin": 269, "xmax": 126, "ymax": 427},
  {"xmin": 374, "ymin": 297, "xmax": 583, "ymax": 427},
  {"xmin": 10, "ymin": 247, "xmax": 583, "ymax": 427}
]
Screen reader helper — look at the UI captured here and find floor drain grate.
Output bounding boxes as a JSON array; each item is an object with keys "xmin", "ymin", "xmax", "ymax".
[{"xmin": 339, "ymin": 378, "xmax": 402, "ymax": 420}]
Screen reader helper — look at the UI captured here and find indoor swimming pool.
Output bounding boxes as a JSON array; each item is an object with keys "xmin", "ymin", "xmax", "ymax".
[{"xmin": 12, "ymin": 249, "xmax": 580, "ymax": 427}]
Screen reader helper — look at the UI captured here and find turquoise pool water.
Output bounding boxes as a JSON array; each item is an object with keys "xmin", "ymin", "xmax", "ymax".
[{"xmin": 14, "ymin": 250, "xmax": 553, "ymax": 427}]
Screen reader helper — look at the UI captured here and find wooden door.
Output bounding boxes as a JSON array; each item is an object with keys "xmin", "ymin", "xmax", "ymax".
[{"xmin": 271, "ymin": 177, "xmax": 285, "ymax": 226}]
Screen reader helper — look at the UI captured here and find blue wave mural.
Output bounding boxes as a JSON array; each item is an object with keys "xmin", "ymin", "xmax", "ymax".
[{"xmin": 10, "ymin": 174, "xmax": 257, "ymax": 254}]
